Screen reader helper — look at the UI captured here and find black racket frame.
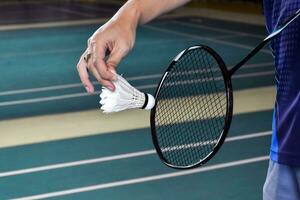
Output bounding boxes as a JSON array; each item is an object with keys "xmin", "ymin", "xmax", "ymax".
[
  {"xmin": 150, "ymin": 45, "xmax": 233, "ymax": 169},
  {"xmin": 150, "ymin": 9, "xmax": 300, "ymax": 169}
]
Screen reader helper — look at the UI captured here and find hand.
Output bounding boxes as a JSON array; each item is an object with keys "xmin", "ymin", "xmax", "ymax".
[
  {"xmin": 77, "ymin": 17, "xmax": 136, "ymax": 93},
  {"xmin": 77, "ymin": 0, "xmax": 190, "ymax": 93}
]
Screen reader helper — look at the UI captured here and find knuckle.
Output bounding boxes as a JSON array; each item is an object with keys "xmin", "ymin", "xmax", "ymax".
[
  {"xmin": 107, "ymin": 60, "xmax": 117, "ymax": 68},
  {"xmin": 88, "ymin": 38, "xmax": 97, "ymax": 48},
  {"xmin": 93, "ymin": 61, "xmax": 98, "ymax": 68},
  {"xmin": 90, "ymin": 40, "xmax": 96, "ymax": 46},
  {"xmin": 98, "ymin": 79, "xmax": 105, "ymax": 86},
  {"xmin": 100, "ymin": 72, "xmax": 110, "ymax": 80},
  {"xmin": 76, "ymin": 63, "xmax": 82, "ymax": 71}
]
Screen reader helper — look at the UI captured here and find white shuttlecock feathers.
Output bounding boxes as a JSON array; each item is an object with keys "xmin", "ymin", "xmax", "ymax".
[{"xmin": 100, "ymin": 74, "xmax": 155, "ymax": 113}]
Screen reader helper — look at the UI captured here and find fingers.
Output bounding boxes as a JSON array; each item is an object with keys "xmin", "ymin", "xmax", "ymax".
[
  {"xmin": 106, "ymin": 47, "xmax": 126, "ymax": 72},
  {"xmin": 87, "ymin": 42, "xmax": 116, "ymax": 91},
  {"xmin": 87, "ymin": 55, "xmax": 116, "ymax": 91},
  {"xmin": 77, "ymin": 53, "xmax": 94, "ymax": 93},
  {"xmin": 92, "ymin": 44, "xmax": 117, "ymax": 80},
  {"xmin": 84, "ymin": 34, "xmax": 130, "ymax": 92},
  {"xmin": 93, "ymin": 54, "xmax": 117, "ymax": 81}
]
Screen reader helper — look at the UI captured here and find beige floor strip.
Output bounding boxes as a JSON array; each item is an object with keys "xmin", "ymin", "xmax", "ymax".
[
  {"xmin": 0, "ymin": 18, "xmax": 109, "ymax": 31},
  {"xmin": 0, "ymin": 86, "xmax": 275, "ymax": 148}
]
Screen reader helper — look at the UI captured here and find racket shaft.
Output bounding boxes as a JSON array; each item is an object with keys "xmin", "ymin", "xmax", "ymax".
[{"xmin": 229, "ymin": 8, "xmax": 300, "ymax": 76}]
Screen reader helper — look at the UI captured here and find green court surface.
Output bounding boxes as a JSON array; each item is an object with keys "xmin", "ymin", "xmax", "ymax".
[{"xmin": 0, "ymin": 14, "xmax": 274, "ymax": 199}]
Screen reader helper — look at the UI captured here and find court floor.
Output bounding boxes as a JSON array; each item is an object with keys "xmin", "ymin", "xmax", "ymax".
[{"xmin": 0, "ymin": 2, "xmax": 274, "ymax": 200}]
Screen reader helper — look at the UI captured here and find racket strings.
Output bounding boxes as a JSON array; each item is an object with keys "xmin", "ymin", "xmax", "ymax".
[{"xmin": 154, "ymin": 47, "xmax": 228, "ymax": 167}]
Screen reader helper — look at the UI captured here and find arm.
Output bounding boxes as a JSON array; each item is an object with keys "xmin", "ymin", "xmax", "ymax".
[
  {"xmin": 77, "ymin": 0, "xmax": 191, "ymax": 93},
  {"xmin": 120, "ymin": 0, "xmax": 191, "ymax": 25}
]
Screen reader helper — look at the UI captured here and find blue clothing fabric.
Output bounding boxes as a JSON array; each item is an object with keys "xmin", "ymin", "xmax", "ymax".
[
  {"xmin": 263, "ymin": 0, "xmax": 300, "ymax": 166},
  {"xmin": 263, "ymin": 160, "xmax": 300, "ymax": 200}
]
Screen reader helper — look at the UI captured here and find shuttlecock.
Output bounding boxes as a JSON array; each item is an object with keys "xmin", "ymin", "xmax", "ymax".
[{"xmin": 99, "ymin": 74, "xmax": 155, "ymax": 113}]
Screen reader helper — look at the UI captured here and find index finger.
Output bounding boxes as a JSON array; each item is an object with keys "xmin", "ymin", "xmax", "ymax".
[{"xmin": 77, "ymin": 53, "xmax": 94, "ymax": 93}]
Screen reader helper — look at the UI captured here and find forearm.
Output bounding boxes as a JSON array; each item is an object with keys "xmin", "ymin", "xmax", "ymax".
[
  {"xmin": 135, "ymin": 0, "xmax": 191, "ymax": 24},
  {"xmin": 111, "ymin": 0, "xmax": 191, "ymax": 27}
]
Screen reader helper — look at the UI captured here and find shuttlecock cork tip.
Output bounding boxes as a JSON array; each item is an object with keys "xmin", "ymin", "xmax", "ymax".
[{"xmin": 143, "ymin": 93, "xmax": 155, "ymax": 110}]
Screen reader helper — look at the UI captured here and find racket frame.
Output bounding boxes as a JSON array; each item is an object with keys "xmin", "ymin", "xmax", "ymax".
[
  {"xmin": 150, "ymin": 8, "xmax": 300, "ymax": 169},
  {"xmin": 150, "ymin": 45, "xmax": 233, "ymax": 169}
]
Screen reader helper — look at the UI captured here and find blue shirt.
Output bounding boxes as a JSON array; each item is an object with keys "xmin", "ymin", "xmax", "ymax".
[{"xmin": 263, "ymin": 0, "xmax": 300, "ymax": 166}]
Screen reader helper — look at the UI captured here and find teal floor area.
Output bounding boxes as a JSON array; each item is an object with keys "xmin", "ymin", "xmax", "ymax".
[
  {"xmin": 0, "ymin": 16, "xmax": 274, "ymax": 199},
  {"xmin": 0, "ymin": 17, "xmax": 273, "ymax": 119},
  {"xmin": 0, "ymin": 111, "xmax": 272, "ymax": 199}
]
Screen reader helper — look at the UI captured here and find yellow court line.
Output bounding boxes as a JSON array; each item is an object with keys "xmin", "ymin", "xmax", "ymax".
[{"xmin": 0, "ymin": 86, "xmax": 275, "ymax": 148}]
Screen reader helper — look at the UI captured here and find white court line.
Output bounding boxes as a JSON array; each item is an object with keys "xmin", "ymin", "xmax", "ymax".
[
  {"xmin": 163, "ymin": 71, "xmax": 273, "ymax": 87},
  {"xmin": 0, "ymin": 47, "xmax": 82, "ymax": 58},
  {"xmin": 0, "ymin": 18, "xmax": 265, "ymax": 57},
  {"xmin": 0, "ymin": 92, "xmax": 92, "ymax": 107},
  {"xmin": 145, "ymin": 25, "xmax": 272, "ymax": 55},
  {"xmin": 162, "ymin": 130, "xmax": 272, "ymax": 152},
  {"xmin": 214, "ymin": 34, "xmax": 246, "ymax": 40},
  {"xmin": 44, "ymin": 5, "xmax": 97, "ymax": 18},
  {"xmin": 162, "ymin": 140, "xmax": 218, "ymax": 152},
  {"xmin": 0, "ymin": 74, "xmax": 161, "ymax": 96},
  {"xmin": 12, "ymin": 156, "xmax": 269, "ymax": 200},
  {"xmin": 233, "ymin": 71, "xmax": 273, "ymax": 79},
  {"xmin": 171, "ymin": 20, "xmax": 265, "ymax": 39},
  {"xmin": 0, "ymin": 33, "xmax": 240, "ymax": 59},
  {"xmin": 0, "ymin": 70, "xmax": 274, "ymax": 107},
  {"xmin": 0, "ymin": 38, "xmax": 197, "ymax": 59},
  {"xmin": 0, "ymin": 62, "xmax": 273, "ymax": 96},
  {"xmin": 0, "ymin": 130, "xmax": 271, "ymax": 178}
]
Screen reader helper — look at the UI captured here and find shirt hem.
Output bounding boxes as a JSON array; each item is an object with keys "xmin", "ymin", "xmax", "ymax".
[{"xmin": 270, "ymin": 149, "xmax": 300, "ymax": 167}]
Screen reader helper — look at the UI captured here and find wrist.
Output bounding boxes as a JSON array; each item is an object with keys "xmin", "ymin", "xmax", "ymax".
[{"xmin": 112, "ymin": 0, "xmax": 141, "ymax": 29}]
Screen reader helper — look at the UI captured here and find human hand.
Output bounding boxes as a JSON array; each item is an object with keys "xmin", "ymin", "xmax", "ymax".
[
  {"xmin": 77, "ymin": 17, "xmax": 136, "ymax": 93},
  {"xmin": 77, "ymin": 0, "xmax": 190, "ymax": 93}
]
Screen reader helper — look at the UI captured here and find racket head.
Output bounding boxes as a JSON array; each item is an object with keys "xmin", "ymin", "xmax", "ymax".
[{"xmin": 150, "ymin": 45, "xmax": 233, "ymax": 169}]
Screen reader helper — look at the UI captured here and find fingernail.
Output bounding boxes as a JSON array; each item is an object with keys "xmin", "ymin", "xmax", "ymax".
[
  {"xmin": 107, "ymin": 85, "xmax": 114, "ymax": 91},
  {"xmin": 109, "ymin": 68, "xmax": 116, "ymax": 74}
]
